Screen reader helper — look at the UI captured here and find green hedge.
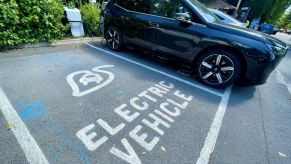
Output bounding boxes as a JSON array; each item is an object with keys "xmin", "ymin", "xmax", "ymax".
[
  {"xmin": 80, "ymin": 3, "xmax": 101, "ymax": 37},
  {"xmin": 0, "ymin": 0, "xmax": 67, "ymax": 48}
]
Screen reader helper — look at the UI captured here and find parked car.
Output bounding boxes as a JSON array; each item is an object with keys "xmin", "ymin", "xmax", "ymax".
[
  {"xmin": 259, "ymin": 24, "xmax": 278, "ymax": 35},
  {"xmin": 208, "ymin": 9, "xmax": 247, "ymax": 28},
  {"xmin": 102, "ymin": 0, "xmax": 288, "ymax": 88},
  {"xmin": 279, "ymin": 28, "xmax": 286, "ymax": 33}
]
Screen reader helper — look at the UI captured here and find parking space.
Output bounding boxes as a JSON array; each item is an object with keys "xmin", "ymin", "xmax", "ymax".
[{"xmin": 0, "ymin": 43, "xmax": 233, "ymax": 164}]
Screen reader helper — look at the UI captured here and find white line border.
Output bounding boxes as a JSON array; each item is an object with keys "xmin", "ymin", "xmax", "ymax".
[
  {"xmin": 0, "ymin": 43, "xmax": 231, "ymax": 164},
  {"xmin": 85, "ymin": 43, "xmax": 233, "ymax": 164},
  {"xmin": 196, "ymin": 85, "xmax": 233, "ymax": 164},
  {"xmin": 85, "ymin": 43, "xmax": 223, "ymax": 97},
  {"xmin": 0, "ymin": 87, "xmax": 48, "ymax": 164}
]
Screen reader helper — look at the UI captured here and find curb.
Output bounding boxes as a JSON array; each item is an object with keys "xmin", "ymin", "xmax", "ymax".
[{"xmin": 3, "ymin": 37, "xmax": 101, "ymax": 50}]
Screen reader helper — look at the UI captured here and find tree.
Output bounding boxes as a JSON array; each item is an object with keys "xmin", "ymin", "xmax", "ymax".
[
  {"xmin": 276, "ymin": 11, "xmax": 291, "ymax": 29},
  {"xmin": 241, "ymin": 0, "xmax": 291, "ymax": 23}
]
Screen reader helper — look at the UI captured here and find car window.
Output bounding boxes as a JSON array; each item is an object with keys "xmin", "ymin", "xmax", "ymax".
[
  {"xmin": 188, "ymin": 0, "xmax": 220, "ymax": 23},
  {"xmin": 171, "ymin": 2, "xmax": 192, "ymax": 18},
  {"xmin": 149, "ymin": 0, "xmax": 180, "ymax": 18},
  {"xmin": 115, "ymin": 0, "xmax": 149, "ymax": 13},
  {"xmin": 115, "ymin": 0, "xmax": 128, "ymax": 8},
  {"xmin": 149, "ymin": 0, "xmax": 204, "ymax": 24},
  {"xmin": 127, "ymin": 0, "xmax": 149, "ymax": 13}
]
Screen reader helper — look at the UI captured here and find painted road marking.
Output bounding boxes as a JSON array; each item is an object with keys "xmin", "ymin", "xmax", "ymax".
[
  {"xmin": 76, "ymin": 81, "xmax": 193, "ymax": 163},
  {"xmin": 196, "ymin": 85, "xmax": 233, "ymax": 164},
  {"xmin": 85, "ymin": 43, "xmax": 233, "ymax": 164},
  {"xmin": 20, "ymin": 102, "xmax": 47, "ymax": 121},
  {"xmin": 0, "ymin": 86, "xmax": 48, "ymax": 164},
  {"xmin": 0, "ymin": 43, "xmax": 232, "ymax": 164},
  {"xmin": 66, "ymin": 65, "xmax": 115, "ymax": 97},
  {"xmin": 85, "ymin": 43, "xmax": 223, "ymax": 97},
  {"xmin": 276, "ymin": 70, "xmax": 291, "ymax": 94}
]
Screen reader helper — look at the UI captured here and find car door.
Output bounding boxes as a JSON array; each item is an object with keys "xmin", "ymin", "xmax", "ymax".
[
  {"xmin": 147, "ymin": 0, "xmax": 206, "ymax": 61},
  {"xmin": 114, "ymin": 0, "xmax": 156, "ymax": 49}
]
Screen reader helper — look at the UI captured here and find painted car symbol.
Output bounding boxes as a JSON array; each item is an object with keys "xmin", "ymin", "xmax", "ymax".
[{"xmin": 66, "ymin": 65, "xmax": 115, "ymax": 97}]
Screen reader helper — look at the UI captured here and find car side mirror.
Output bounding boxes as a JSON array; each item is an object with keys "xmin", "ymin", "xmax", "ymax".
[{"xmin": 175, "ymin": 13, "xmax": 192, "ymax": 24}]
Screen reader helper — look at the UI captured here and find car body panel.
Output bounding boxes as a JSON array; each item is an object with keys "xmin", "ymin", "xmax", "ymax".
[{"xmin": 103, "ymin": 0, "xmax": 288, "ymax": 86}]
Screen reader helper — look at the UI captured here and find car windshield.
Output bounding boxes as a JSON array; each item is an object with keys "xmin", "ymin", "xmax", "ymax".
[
  {"xmin": 187, "ymin": 0, "xmax": 220, "ymax": 23},
  {"xmin": 211, "ymin": 9, "xmax": 241, "ymax": 24}
]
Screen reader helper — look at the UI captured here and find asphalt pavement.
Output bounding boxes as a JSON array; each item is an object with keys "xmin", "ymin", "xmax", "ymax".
[
  {"xmin": 0, "ymin": 41, "xmax": 290, "ymax": 164},
  {"xmin": 274, "ymin": 33, "xmax": 291, "ymax": 46}
]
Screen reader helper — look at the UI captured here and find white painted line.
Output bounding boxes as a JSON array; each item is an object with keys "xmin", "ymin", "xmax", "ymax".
[
  {"xmin": 85, "ymin": 43, "xmax": 223, "ymax": 97},
  {"xmin": 0, "ymin": 86, "xmax": 49, "ymax": 164},
  {"xmin": 196, "ymin": 85, "xmax": 233, "ymax": 164},
  {"xmin": 276, "ymin": 70, "xmax": 291, "ymax": 94}
]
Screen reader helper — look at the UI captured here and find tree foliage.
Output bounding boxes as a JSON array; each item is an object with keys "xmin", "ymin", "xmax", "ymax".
[
  {"xmin": 276, "ymin": 11, "xmax": 291, "ymax": 29},
  {"xmin": 0, "ymin": 0, "xmax": 67, "ymax": 48},
  {"xmin": 241, "ymin": 0, "xmax": 291, "ymax": 23},
  {"xmin": 80, "ymin": 3, "xmax": 101, "ymax": 36}
]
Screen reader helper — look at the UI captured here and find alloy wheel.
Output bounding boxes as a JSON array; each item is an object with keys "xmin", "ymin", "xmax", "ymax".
[
  {"xmin": 199, "ymin": 54, "xmax": 235, "ymax": 85},
  {"xmin": 106, "ymin": 28, "xmax": 120, "ymax": 50}
]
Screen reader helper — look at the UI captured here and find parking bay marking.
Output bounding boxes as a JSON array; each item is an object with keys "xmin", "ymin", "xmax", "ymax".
[
  {"xmin": 196, "ymin": 85, "xmax": 232, "ymax": 164},
  {"xmin": 0, "ymin": 44, "xmax": 232, "ymax": 164},
  {"xmin": 85, "ymin": 43, "xmax": 223, "ymax": 97},
  {"xmin": 76, "ymin": 81, "xmax": 193, "ymax": 164},
  {"xmin": 0, "ymin": 86, "xmax": 49, "ymax": 164},
  {"xmin": 85, "ymin": 43, "xmax": 233, "ymax": 164}
]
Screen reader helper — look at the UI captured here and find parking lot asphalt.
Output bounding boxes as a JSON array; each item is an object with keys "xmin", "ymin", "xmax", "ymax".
[{"xmin": 0, "ymin": 41, "xmax": 290, "ymax": 164}]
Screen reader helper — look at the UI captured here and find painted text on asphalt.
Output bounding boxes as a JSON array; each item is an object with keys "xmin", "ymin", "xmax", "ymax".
[{"xmin": 76, "ymin": 81, "xmax": 193, "ymax": 164}]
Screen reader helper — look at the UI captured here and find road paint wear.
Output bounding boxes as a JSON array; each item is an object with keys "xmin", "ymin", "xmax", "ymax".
[
  {"xmin": 76, "ymin": 81, "xmax": 193, "ymax": 163},
  {"xmin": 0, "ymin": 87, "xmax": 49, "ymax": 164},
  {"xmin": 20, "ymin": 102, "xmax": 47, "ymax": 121}
]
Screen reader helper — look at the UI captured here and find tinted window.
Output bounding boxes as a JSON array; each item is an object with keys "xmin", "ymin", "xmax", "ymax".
[
  {"xmin": 149, "ymin": 0, "xmax": 180, "ymax": 18},
  {"xmin": 188, "ymin": 0, "xmax": 219, "ymax": 23},
  {"xmin": 115, "ymin": 0, "xmax": 149, "ymax": 13},
  {"xmin": 115, "ymin": 0, "xmax": 127, "ymax": 8},
  {"xmin": 149, "ymin": 0, "xmax": 204, "ymax": 23},
  {"xmin": 172, "ymin": 2, "xmax": 193, "ymax": 19}
]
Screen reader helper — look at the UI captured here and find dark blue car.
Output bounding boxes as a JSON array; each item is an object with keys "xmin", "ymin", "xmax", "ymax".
[
  {"xmin": 259, "ymin": 24, "xmax": 278, "ymax": 35},
  {"xmin": 102, "ymin": 0, "xmax": 288, "ymax": 88}
]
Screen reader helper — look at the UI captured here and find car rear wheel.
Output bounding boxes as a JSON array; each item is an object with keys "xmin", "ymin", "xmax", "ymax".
[
  {"xmin": 105, "ymin": 26, "xmax": 123, "ymax": 51},
  {"xmin": 195, "ymin": 49, "xmax": 242, "ymax": 88}
]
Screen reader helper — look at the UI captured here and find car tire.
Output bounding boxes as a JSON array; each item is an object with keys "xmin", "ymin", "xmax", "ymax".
[
  {"xmin": 105, "ymin": 26, "xmax": 124, "ymax": 51},
  {"xmin": 195, "ymin": 49, "xmax": 242, "ymax": 88}
]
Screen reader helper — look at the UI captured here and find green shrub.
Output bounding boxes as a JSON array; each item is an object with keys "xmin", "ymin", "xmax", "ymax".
[
  {"xmin": 0, "ymin": 0, "xmax": 20, "ymax": 46},
  {"xmin": 0, "ymin": 0, "xmax": 67, "ymax": 48},
  {"xmin": 62, "ymin": 0, "xmax": 85, "ymax": 9},
  {"xmin": 80, "ymin": 3, "xmax": 101, "ymax": 37}
]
